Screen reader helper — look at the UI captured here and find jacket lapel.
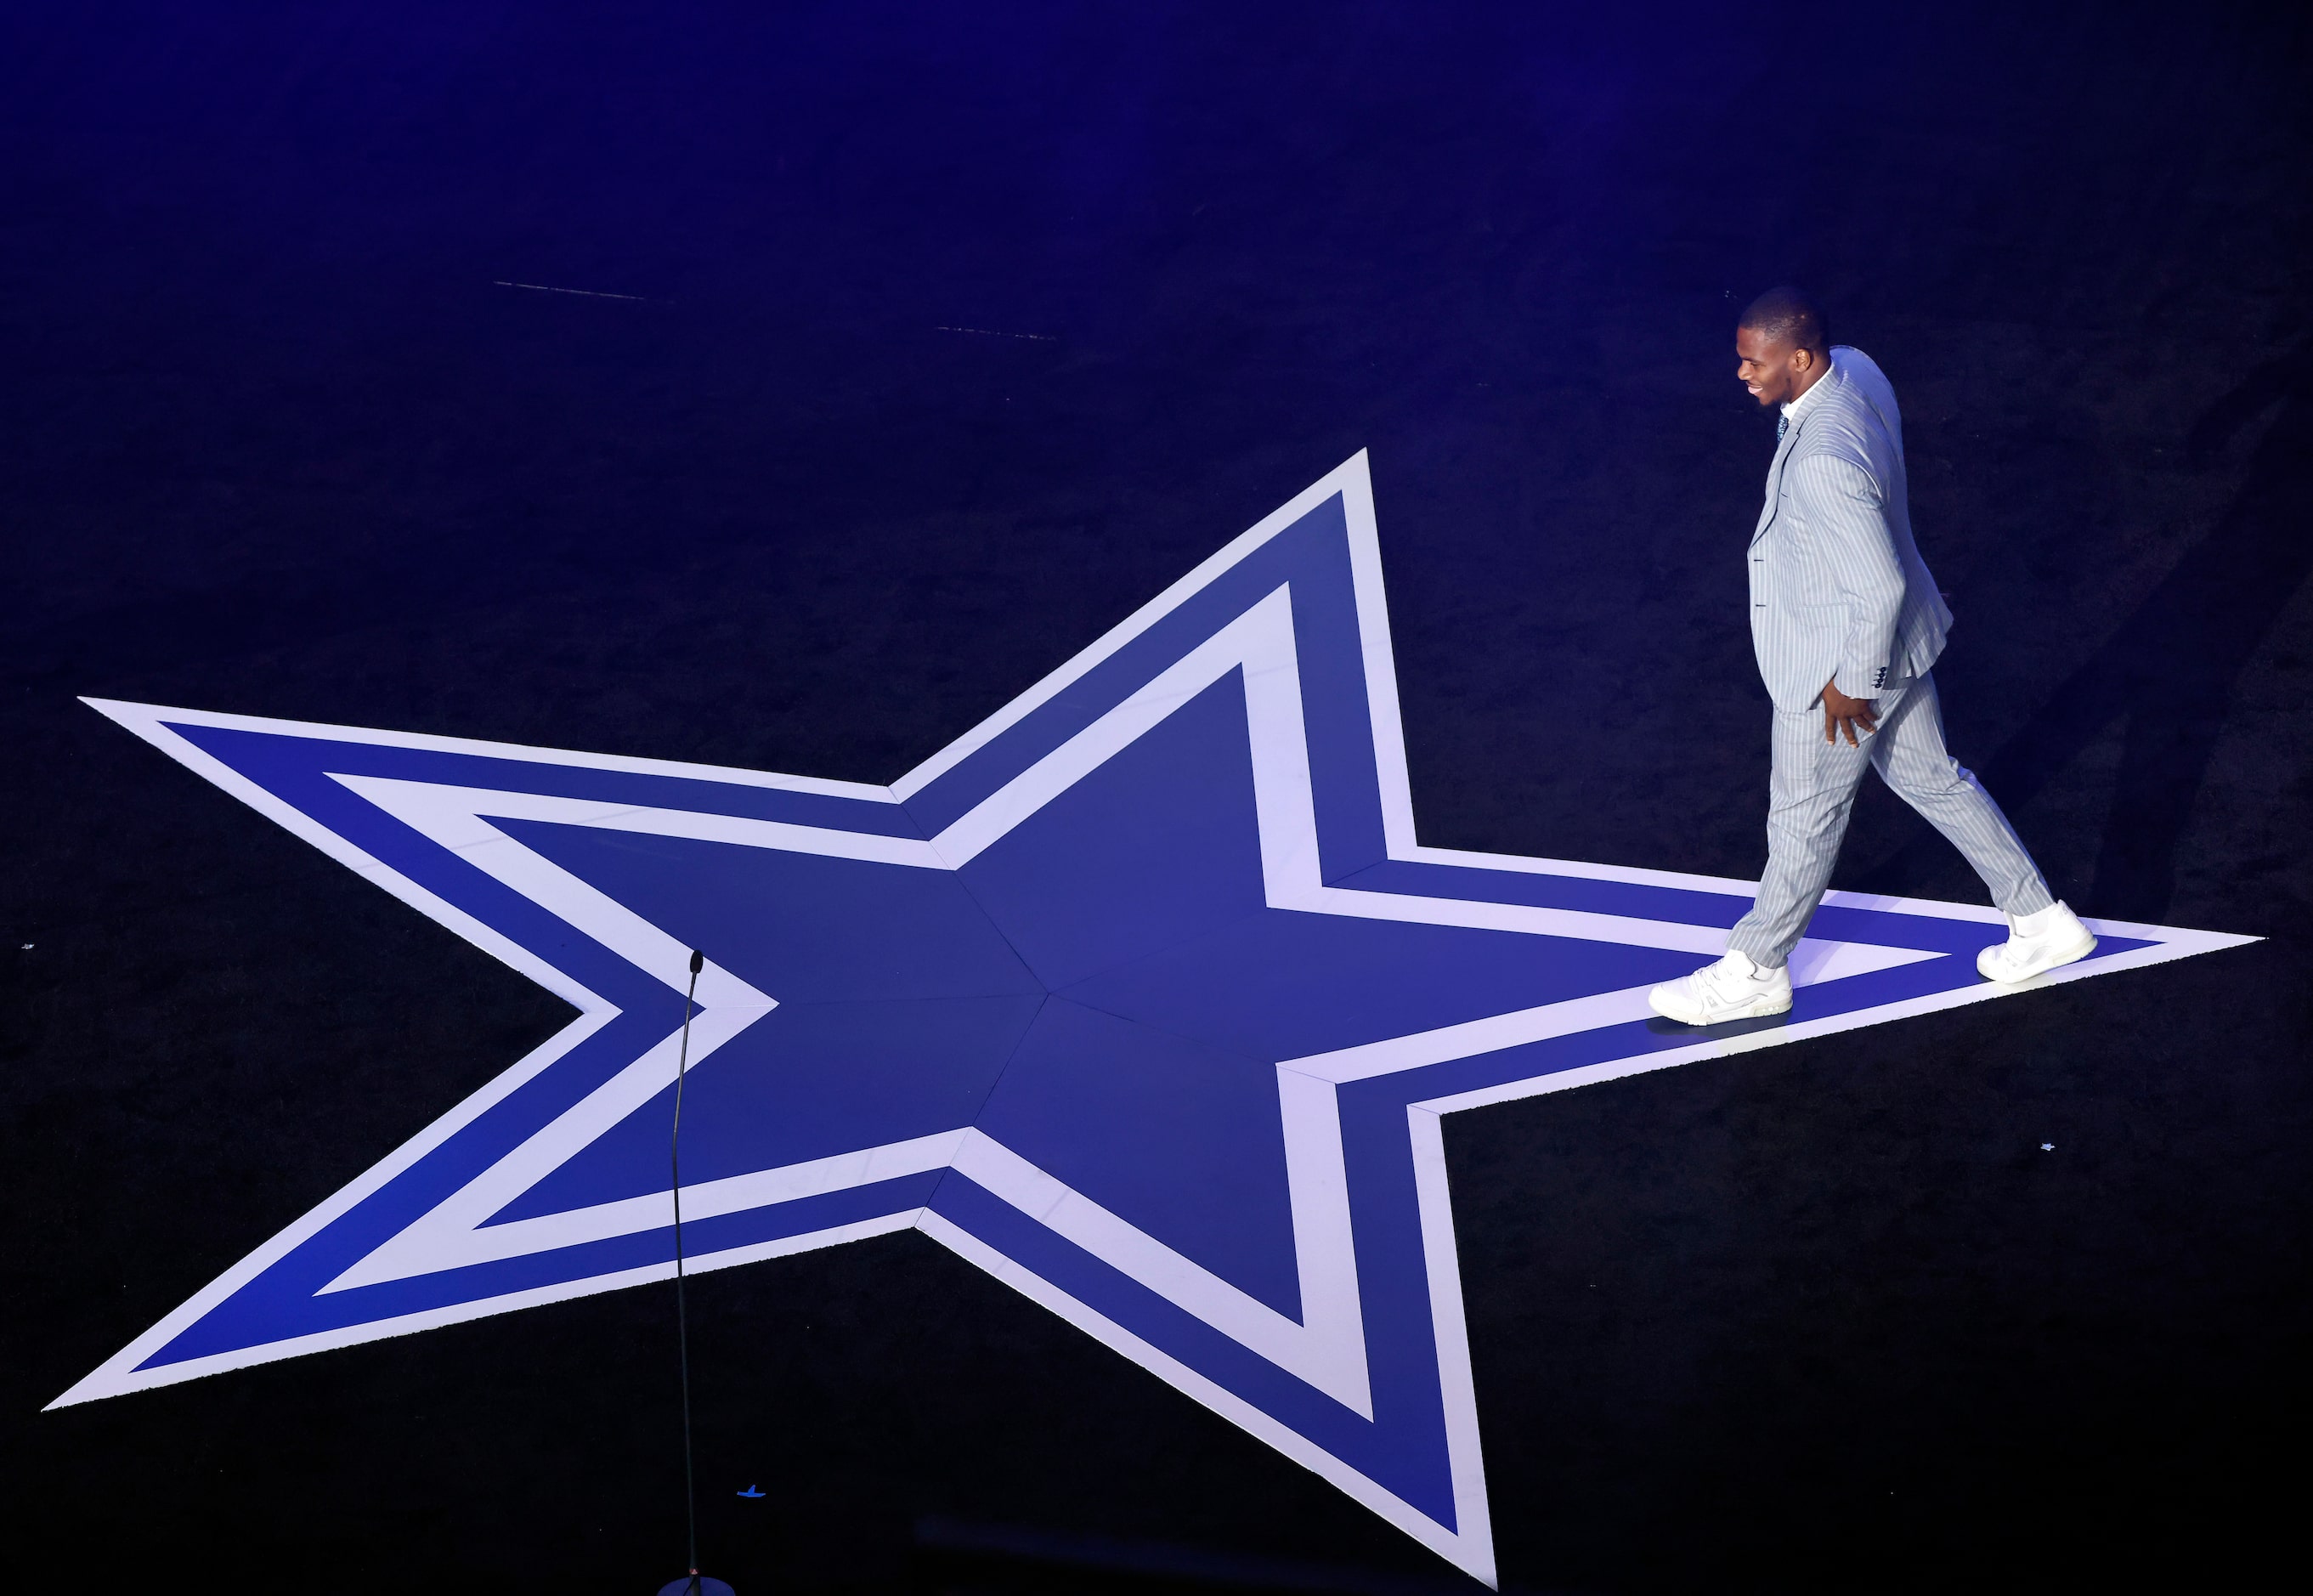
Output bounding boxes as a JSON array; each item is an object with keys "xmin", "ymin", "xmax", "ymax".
[
  {"xmin": 1752, "ymin": 422, "xmax": 1799, "ymax": 543},
  {"xmin": 1752, "ymin": 362, "xmax": 1847, "ymax": 545}
]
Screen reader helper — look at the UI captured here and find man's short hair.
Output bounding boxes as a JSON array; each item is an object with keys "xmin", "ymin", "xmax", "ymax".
[{"xmin": 1740, "ymin": 286, "xmax": 1829, "ymax": 354}]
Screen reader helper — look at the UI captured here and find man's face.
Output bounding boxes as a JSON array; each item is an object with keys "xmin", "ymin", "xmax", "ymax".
[{"xmin": 1735, "ymin": 324, "xmax": 1816, "ymax": 407}]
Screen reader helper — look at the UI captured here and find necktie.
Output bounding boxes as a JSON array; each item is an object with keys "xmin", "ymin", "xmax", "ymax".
[{"xmin": 1777, "ymin": 412, "xmax": 1789, "ymax": 442}]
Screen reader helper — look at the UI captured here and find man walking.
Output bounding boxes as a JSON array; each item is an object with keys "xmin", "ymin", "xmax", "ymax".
[{"xmin": 1649, "ymin": 287, "xmax": 2095, "ymax": 1026}]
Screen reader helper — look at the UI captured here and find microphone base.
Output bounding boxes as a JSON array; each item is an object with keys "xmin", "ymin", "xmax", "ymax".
[{"xmin": 655, "ymin": 1576, "xmax": 734, "ymax": 1596}]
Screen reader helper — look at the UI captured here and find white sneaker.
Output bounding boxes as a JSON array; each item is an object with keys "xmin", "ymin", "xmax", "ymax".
[
  {"xmin": 1976, "ymin": 900, "xmax": 2096, "ymax": 984},
  {"xmin": 1648, "ymin": 949, "xmax": 1794, "ymax": 1026}
]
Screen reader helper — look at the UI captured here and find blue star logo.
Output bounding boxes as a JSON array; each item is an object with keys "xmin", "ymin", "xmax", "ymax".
[{"xmin": 55, "ymin": 456, "xmax": 2247, "ymax": 1583}]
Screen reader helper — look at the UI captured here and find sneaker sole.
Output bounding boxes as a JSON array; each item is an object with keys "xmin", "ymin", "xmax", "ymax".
[{"xmin": 1648, "ymin": 992, "xmax": 1794, "ymax": 1027}]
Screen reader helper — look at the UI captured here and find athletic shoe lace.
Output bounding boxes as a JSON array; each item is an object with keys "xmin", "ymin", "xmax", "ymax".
[{"xmin": 1699, "ymin": 954, "xmax": 1752, "ymax": 1003}]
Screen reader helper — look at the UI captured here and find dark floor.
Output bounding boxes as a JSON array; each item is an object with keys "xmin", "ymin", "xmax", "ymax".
[{"xmin": 3, "ymin": 3, "xmax": 2309, "ymax": 1591}]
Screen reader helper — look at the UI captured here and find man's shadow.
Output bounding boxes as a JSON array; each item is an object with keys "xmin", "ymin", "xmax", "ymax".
[{"xmin": 1853, "ymin": 342, "xmax": 2313, "ymax": 930}]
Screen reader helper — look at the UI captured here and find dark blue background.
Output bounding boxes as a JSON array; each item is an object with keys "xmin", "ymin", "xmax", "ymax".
[{"xmin": 3, "ymin": 3, "xmax": 2307, "ymax": 1591}]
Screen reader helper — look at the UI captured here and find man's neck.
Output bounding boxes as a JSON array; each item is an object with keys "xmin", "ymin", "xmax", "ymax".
[{"xmin": 1784, "ymin": 350, "xmax": 1834, "ymax": 408}]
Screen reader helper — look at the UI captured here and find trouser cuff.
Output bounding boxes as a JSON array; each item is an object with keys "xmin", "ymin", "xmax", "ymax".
[
  {"xmin": 1999, "ymin": 880, "xmax": 2056, "ymax": 918},
  {"xmin": 1725, "ymin": 931, "xmax": 1788, "ymax": 970}
]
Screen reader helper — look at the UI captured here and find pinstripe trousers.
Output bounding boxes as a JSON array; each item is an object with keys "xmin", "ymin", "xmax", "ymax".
[{"xmin": 1728, "ymin": 671, "xmax": 2053, "ymax": 967}]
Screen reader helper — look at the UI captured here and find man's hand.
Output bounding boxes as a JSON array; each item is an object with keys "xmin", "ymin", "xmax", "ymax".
[{"xmin": 1822, "ymin": 677, "xmax": 1880, "ymax": 746}]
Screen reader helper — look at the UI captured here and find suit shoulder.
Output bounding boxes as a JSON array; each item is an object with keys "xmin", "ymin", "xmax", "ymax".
[
  {"xmin": 1833, "ymin": 347, "xmax": 1903, "ymax": 416},
  {"xmin": 1835, "ymin": 345, "xmax": 1890, "ymax": 386},
  {"xmin": 1807, "ymin": 362, "xmax": 1894, "ymax": 447}
]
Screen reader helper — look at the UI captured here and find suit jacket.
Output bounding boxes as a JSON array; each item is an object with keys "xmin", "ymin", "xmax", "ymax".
[{"xmin": 1748, "ymin": 346, "xmax": 1952, "ymax": 712}]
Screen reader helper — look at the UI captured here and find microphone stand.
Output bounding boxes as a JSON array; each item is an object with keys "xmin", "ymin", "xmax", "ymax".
[{"xmin": 659, "ymin": 948, "xmax": 721, "ymax": 1596}]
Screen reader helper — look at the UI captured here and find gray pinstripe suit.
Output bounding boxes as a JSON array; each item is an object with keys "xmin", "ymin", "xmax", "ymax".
[{"xmin": 1727, "ymin": 347, "xmax": 2053, "ymax": 966}]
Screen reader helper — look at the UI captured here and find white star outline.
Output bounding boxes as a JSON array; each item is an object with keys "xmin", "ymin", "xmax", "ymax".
[{"xmin": 54, "ymin": 453, "xmax": 2253, "ymax": 1586}]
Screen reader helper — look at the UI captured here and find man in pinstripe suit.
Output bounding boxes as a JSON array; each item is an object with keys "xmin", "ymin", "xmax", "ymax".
[{"xmin": 1649, "ymin": 287, "xmax": 2096, "ymax": 1026}]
